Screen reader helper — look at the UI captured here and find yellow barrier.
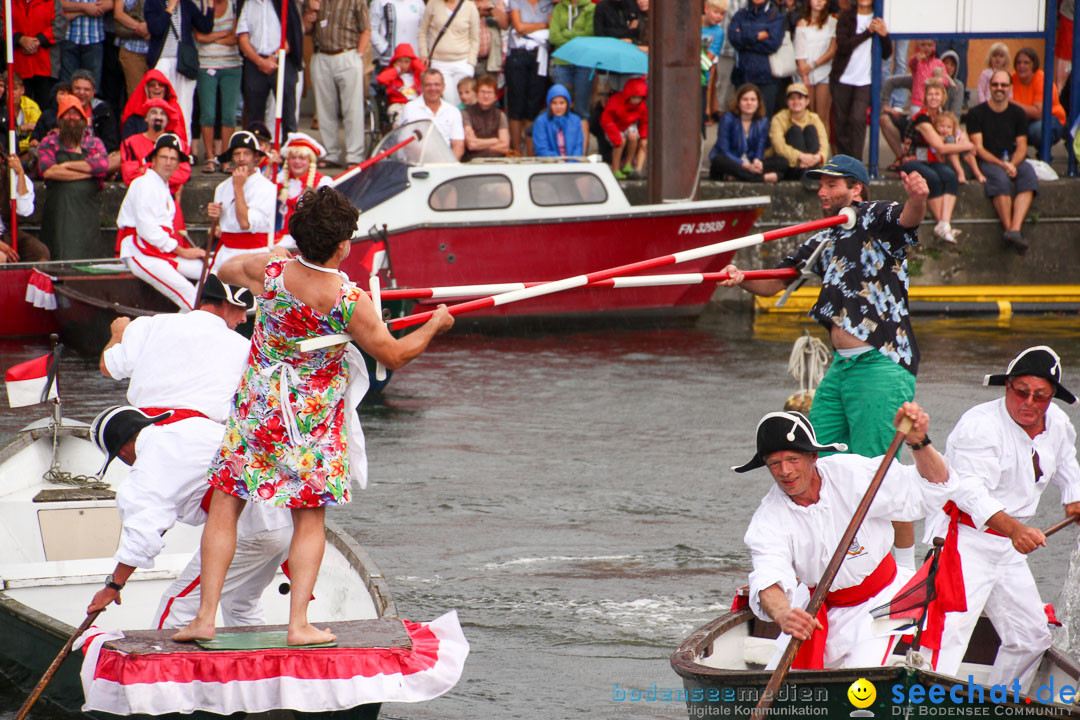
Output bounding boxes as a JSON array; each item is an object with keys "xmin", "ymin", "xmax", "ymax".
[{"xmin": 755, "ymin": 286, "xmax": 1080, "ymax": 316}]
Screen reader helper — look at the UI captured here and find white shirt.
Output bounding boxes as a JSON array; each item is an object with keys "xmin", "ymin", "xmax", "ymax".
[
  {"xmin": 102, "ymin": 310, "xmax": 251, "ymax": 422},
  {"xmin": 838, "ymin": 11, "xmax": 874, "ymax": 87},
  {"xmin": 0, "ymin": 183, "xmax": 35, "ymax": 237},
  {"xmin": 926, "ymin": 398, "xmax": 1080, "ymax": 538},
  {"xmin": 236, "ymin": 0, "xmax": 281, "ymax": 55},
  {"xmin": 370, "ymin": 0, "xmax": 425, "ymax": 63},
  {"xmin": 214, "ymin": 171, "xmax": 276, "ymax": 234},
  {"xmin": 744, "ymin": 454, "xmax": 954, "ymax": 621},
  {"xmin": 398, "ymin": 97, "xmax": 465, "ymax": 144},
  {"xmin": 116, "ymin": 170, "xmax": 176, "ymax": 255}
]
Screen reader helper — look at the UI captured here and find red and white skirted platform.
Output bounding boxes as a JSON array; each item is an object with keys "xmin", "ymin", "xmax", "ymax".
[{"xmin": 74, "ymin": 611, "xmax": 468, "ymax": 715}]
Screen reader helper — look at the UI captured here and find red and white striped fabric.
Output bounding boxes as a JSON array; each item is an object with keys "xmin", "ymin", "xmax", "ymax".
[
  {"xmin": 24, "ymin": 269, "xmax": 56, "ymax": 310},
  {"xmin": 5, "ymin": 353, "xmax": 57, "ymax": 408},
  {"xmin": 74, "ymin": 612, "xmax": 469, "ymax": 715}
]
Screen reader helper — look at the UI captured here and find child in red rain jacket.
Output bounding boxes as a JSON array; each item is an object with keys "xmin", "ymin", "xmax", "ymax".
[
  {"xmin": 600, "ymin": 77, "xmax": 648, "ymax": 179},
  {"xmin": 376, "ymin": 44, "xmax": 426, "ymax": 124}
]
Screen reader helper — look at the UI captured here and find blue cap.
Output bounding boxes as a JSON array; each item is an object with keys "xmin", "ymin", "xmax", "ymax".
[{"xmin": 805, "ymin": 154, "xmax": 870, "ymax": 188}]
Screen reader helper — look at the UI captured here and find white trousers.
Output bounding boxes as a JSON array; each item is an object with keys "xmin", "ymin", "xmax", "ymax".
[
  {"xmin": 310, "ymin": 50, "xmax": 367, "ymax": 164},
  {"xmin": 934, "ymin": 526, "xmax": 1051, "ymax": 691},
  {"xmin": 152, "ymin": 525, "xmax": 292, "ymax": 629},
  {"xmin": 767, "ymin": 567, "xmax": 912, "ymax": 670},
  {"xmin": 431, "ymin": 58, "xmax": 473, "ymax": 107},
  {"xmin": 123, "ymin": 246, "xmax": 204, "ymax": 311},
  {"xmin": 155, "ymin": 56, "xmax": 197, "ymax": 140}
]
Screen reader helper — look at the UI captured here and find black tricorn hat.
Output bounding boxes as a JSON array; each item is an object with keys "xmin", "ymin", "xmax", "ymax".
[
  {"xmin": 199, "ymin": 274, "xmax": 254, "ymax": 311},
  {"xmin": 218, "ymin": 130, "xmax": 266, "ymax": 165},
  {"xmin": 90, "ymin": 405, "xmax": 172, "ymax": 475},
  {"xmin": 732, "ymin": 411, "xmax": 848, "ymax": 473},
  {"xmin": 144, "ymin": 132, "xmax": 194, "ymax": 165},
  {"xmin": 983, "ymin": 345, "xmax": 1076, "ymax": 405}
]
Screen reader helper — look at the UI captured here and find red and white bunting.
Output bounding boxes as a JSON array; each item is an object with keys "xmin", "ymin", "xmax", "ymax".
[
  {"xmin": 75, "ymin": 611, "xmax": 469, "ymax": 715},
  {"xmin": 24, "ymin": 269, "xmax": 56, "ymax": 310},
  {"xmin": 5, "ymin": 353, "xmax": 57, "ymax": 407}
]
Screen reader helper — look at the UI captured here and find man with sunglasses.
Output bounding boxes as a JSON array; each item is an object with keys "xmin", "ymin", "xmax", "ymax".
[
  {"xmin": 966, "ymin": 69, "xmax": 1039, "ymax": 254},
  {"xmin": 926, "ymin": 346, "xmax": 1080, "ymax": 691}
]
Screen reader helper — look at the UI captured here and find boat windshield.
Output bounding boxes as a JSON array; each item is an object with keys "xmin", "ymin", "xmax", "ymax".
[
  {"xmin": 335, "ymin": 159, "xmax": 410, "ymax": 213},
  {"xmin": 370, "ymin": 120, "xmax": 459, "ymax": 165}
]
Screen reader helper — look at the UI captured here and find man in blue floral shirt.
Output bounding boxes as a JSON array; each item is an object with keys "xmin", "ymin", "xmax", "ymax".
[{"xmin": 722, "ymin": 154, "xmax": 929, "ymax": 569}]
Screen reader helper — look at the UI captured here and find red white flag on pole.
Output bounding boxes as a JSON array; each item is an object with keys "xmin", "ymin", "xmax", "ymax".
[{"xmin": 5, "ymin": 353, "xmax": 58, "ymax": 407}]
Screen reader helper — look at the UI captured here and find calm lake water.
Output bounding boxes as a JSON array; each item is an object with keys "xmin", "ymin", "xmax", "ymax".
[{"xmin": 3, "ymin": 312, "xmax": 1080, "ymax": 719}]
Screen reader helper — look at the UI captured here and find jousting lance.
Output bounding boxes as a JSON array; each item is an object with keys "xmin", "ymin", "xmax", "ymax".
[
  {"xmin": 385, "ymin": 208, "xmax": 856, "ymax": 331},
  {"xmin": 368, "ymin": 269, "xmax": 800, "ymax": 301}
]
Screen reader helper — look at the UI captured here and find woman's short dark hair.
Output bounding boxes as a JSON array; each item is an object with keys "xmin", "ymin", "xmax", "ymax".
[
  {"xmin": 289, "ymin": 186, "xmax": 360, "ymax": 264},
  {"xmin": 1015, "ymin": 47, "xmax": 1040, "ymax": 73},
  {"xmin": 729, "ymin": 83, "xmax": 766, "ymax": 120}
]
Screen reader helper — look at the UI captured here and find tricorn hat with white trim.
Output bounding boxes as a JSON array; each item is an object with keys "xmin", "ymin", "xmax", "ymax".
[
  {"xmin": 983, "ymin": 345, "xmax": 1076, "ymax": 405},
  {"xmin": 90, "ymin": 405, "xmax": 172, "ymax": 475},
  {"xmin": 732, "ymin": 411, "xmax": 848, "ymax": 473},
  {"xmin": 199, "ymin": 274, "xmax": 254, "ymax": 311},
  {"xmin": 218, "ymin": 130, "xmax": 265, "ymax": 165}
]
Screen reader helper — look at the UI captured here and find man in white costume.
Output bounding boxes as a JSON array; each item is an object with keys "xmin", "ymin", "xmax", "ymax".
[
  {"xmin": 928, "ymin": 346, "xmax": 1080, "ymax": 690},
  {"xmin": 739, "ymin": 403, "xmax": 953, "ymax": 670},
  {"xmin": 87, "ymin": 276, "xmax": 292, "ymax": 628},
  {"xmin": 208, "ymin": 130, "xmax": 279, "ymax": 273},
  {"xmin": 116, "ymin": 133, "xmax": 207, "ymax": 311}
]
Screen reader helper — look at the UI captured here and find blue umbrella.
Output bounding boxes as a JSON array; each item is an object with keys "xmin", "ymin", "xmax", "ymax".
[{"xmin": 552, "ymin": 36, "xmax": 648, "ymax": 76}]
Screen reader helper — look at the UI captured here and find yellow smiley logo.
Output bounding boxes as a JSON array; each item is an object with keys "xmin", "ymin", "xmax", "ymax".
[{"xmin": 847, "ymin": 678, "xmax": 876, "ymax": 709}]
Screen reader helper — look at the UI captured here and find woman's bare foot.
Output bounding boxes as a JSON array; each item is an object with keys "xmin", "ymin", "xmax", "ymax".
[
  {"xmin": 171, "ymin": 618, "xmax": 216, "ymax": 643},
  {"xmin": 287, "ymin": 623, "xmax": 336, "ymax": 646}
]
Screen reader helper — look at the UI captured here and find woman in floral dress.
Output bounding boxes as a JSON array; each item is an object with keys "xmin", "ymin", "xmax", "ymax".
[{"xmin": 172, "ymin": 187, "xmax": 453, "ymax": 646}]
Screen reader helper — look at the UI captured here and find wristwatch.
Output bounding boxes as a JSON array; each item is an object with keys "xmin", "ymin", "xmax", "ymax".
[
  {"xmin": 105, "ymin": 574, "xmax": 125, "ymax": 591},
  {"xmin": 906, "ymin": 436, "xmax": 932, "ymax": 451}
]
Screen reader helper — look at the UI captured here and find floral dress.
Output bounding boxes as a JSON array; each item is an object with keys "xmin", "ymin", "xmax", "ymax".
[{"xmin": 208, "ymin": 257, "xmax": 365, "ymax": 508}]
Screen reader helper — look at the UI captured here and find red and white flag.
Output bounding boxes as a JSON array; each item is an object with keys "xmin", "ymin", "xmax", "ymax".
[
  {"xmin": 25, "ymin": 269, "xmax": 57, "ymax": 310},
  {"xmin": 5, "ymin": 353, "xmax": 58, "ymax": 408}
]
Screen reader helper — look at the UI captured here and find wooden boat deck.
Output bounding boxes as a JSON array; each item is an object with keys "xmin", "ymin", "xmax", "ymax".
[{"xmin": 105, "ymin": 619, "xmax": 413, "ymax": 655}]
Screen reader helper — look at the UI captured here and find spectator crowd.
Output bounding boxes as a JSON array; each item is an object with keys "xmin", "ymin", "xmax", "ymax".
[{"xmin": 0, "ymin": 0, "xmax": 1074, "ymax": 267}]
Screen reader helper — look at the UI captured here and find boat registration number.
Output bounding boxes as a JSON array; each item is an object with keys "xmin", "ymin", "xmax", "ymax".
[{"xmin": 678, "ymin": 221, "xmax": 726, "ymax": 235}]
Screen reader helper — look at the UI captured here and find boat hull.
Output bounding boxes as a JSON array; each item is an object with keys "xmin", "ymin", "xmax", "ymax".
[
  {"xmin": 0, "ymin": 265, "xmax": 60, "ymax": 337},
  {"xmin": 347, "ymin": 206, "xmax": 765, "ymax": 320},
  {"xmin": 670, "ymin": 609, "xmax": 1080, "ymax": 718}
]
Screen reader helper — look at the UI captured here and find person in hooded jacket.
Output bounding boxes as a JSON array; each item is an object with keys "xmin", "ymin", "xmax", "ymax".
[
  {"xmin": 599, "ymin": 75, "xmax": 646, "ymax": 178},
  {"xmin": 728, "ymin": 0, "xmax": 785, "ymax": 116},
  {"xmin": 376, "ymin": 43, "xmax": 426, "ymax": 123},
  {"xmin": 120, "ymin": 69, "xmax": 187, "ymax": 141},
  {"xmin": 533, "ymin": 83, "xmax": 584, "ymax": 156}
]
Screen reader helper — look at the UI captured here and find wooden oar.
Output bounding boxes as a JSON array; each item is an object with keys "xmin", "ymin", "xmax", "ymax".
[
  {"xmin": 1043, "ymin": 514, "xmax": 1080, "ymax": 539},
  {"xmin": 753, "ymin": 415, "xmax": 915, "ymax": 717},
  {"xmin": 14, "ymin": 609, "xmax": 103, "ymax": 720}
]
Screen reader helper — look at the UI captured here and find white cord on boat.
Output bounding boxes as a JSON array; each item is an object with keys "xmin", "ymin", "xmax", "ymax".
[{"xmin": 787, "ymin": 330, "xmax": 831, "ymax": 396}]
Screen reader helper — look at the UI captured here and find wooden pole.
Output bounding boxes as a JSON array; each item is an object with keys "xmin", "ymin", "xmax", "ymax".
[
  {"xmin": 14, "ymin": 610, "xmax": 103, "ymax": 720},
  {"xmin": 753, "ymin": 416, "xmax": 915, "ymax": 717},
  {"xmin": 1044, "ymin": 514, "xmax": 1080, "ymax": 539}
]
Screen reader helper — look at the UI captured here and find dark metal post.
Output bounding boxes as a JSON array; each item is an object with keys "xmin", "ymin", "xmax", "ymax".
[
  {"xmin": 1070, "ymin": 0, "xmax": 1080, "ymax": 176},
  {"xmin": 868, "ymin": 0, "xmax": 883, "ymax": 178},
  {"xmin": 1042, "ymin": 1, "xmax": 1058, "ymax": 162},
  {"xmin": 646, "ymin": 0, "xmax": 703, "ymax": 202}
]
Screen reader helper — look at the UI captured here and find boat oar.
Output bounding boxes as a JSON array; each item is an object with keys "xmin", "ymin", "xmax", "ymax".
[
  {"xmin": 369, "ymin": 269, "xmax": 800, "ymax": 301},
  {"xmin": 386, "ymin": 209, "xmax": 856, "ymax": 332},
  {"xmin": 14, "ymin": 609, "xmax": 103, "ymax": 720},
  {"xmin": 753, "ymin": 414, "xmax": 914, "ymax": 718}
]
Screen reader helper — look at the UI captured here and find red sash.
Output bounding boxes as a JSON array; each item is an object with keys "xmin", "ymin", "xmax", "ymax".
[
  {"xmin": 219, "ymin": 231, "xmax": 270, "ymax": 250},
  {"xmin": 116, "ymin": 227, "xmax": 186, "ymax": 269},
  {"xmin": 943, "ymin": 500, "xmax": 1006, "ymax": 537},
  {"xmin": 792, "ymin": 553, "xmax": 898, "ymax": 669}
]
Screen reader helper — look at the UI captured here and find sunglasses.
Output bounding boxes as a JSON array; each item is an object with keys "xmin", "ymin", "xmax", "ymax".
[
  {"xmin": 1008, "ymin": 381, "xmax": 1053, "ymax": 403},
  {"xmin": 990, "ymin": 82, "xmax": 1011, "ymax": 88}
]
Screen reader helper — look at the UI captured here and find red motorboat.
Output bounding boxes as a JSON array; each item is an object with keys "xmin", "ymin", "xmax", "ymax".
[{"xmin": 332, "ymin": 122, "xmax": 770, "ymax": 322}]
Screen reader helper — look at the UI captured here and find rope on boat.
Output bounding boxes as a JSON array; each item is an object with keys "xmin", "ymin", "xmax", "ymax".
[
  {"xmin": 42, "ymin": 465, "xmax": 110, "ymax": 490},
  {"xmin": 784, "ymin": 331, "xmax": 831, "ymax": 414}
]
